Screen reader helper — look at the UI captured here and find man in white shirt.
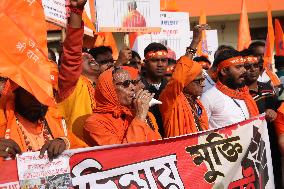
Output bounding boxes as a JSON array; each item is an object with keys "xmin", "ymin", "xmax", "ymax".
[{"xmin": 201, "ymin": 49, "xmax": 259, "ymax": 129}]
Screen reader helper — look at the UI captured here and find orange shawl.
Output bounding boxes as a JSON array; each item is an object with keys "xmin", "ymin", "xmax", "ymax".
[
  {"xmin": 0, "ymin": 87, "xmax": 86, "ymax": 152},
  {"xmin": 160, "ymin": 56, "xmax": 208, "ymax": 138},
  {"xmin": 215, "ymin": 80, "xmax": 259, "ymax": 117},
  {"xmin": 84, "ymin": 66, "xmax": 161, "ymax": 146}
]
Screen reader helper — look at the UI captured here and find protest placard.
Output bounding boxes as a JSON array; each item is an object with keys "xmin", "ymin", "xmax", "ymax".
[
  {"xmin": 95, "ymin": 0, "xmax": 161, "ymax": 32},
  {"xmin": 0, "ymin": 115, "xmax": 275, "ymax": 188},
  {"xmin": 132, "ymin": 11, "xmax": 190, "ymax": 60}
]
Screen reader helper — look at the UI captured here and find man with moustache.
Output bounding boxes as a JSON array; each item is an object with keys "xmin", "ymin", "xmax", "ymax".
[
  {"xmin": 242, "ymin": 49, "xmax": 282, "ymax": 188},
  {"xmin": 200, "ymin": 49, "xmax": 259, "ymax": 128}
]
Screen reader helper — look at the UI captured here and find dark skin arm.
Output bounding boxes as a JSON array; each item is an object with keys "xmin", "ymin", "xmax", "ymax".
[
  {"xmin": 0, "ymin": 138, "xmax": 21, "ymax": 158},
  {"xmin": 39, "ymin": 0, "xmax": 88, "ymax": 160},
  {"xmin": 185, "ymin": 24, "xmax": 210, "ymax": 59}
]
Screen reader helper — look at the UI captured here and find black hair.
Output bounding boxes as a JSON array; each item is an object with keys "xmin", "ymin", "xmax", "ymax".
[
  {"xmin": 48, "ymin": 48, "xmax": 56, "ymax": 62},
  {"xmin": 275, "ymin": 55, "xmax": 284, "ymax": 69},
  {"xmin": 132, "ymin": 50, "xmax": 141, "ymax": 60},
  {"xmin": 144, "ymin": 42, "xmax": 167, "ymax": 57},
  {"xmin": 89, "ymin": 46, "xmax": 113, "ymax": 60},
  {"xmin": 248, "ymin": 41, "xmax": 265, "ymax": 50},
  {"xmin": 240, "ymin": 48, "xmax": 255, "ymax": 57},
  {"xmin": 214, "ymin": 45, "xmax": 235, "ymax": 59},
  {"xmin": 213, "ymin": 49, "xmax": 240, "ymax": 69},
  {"xmin": 193, "ymin": 56, "xmax": 211, "ymax": 65}
]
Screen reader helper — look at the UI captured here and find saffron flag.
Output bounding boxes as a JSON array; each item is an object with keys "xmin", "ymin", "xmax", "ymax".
[
  {"xmin": 237, "ymin": 0, "xmax": 251, "ymax": 51},
  {"xmin": 0, "ymin": 0, "xmax": 56, "ymax": 106},
  {"xmin": 94, "ymin": 32, "xmax": 119, "ymax": 60},
  {"xmin": 160, "ymin": 0, "xmax": 178, "ymax": 12},
  {"xmin": 197, "ymin": 9, "xmax": 208, "ymax": 57},
  {"xmin": 263, "ymin": 0, "xmax": 280, "ymax": 86},
  {"xmin": 275, "ymin": 19, "xmax": 284, "ymax": 56},
  {"xmin": 0, "ymin": 115, "xmax": 275, "ymax": 188}
]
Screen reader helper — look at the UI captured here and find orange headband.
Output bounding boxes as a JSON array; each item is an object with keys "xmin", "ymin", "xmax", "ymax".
[
  {"xmin": 217, "ymin": 56, "xmax": 245, "ymax": 72},
  {"xmin": 243, "ymin": 56, "xmax": 258, "ymax": 64},
  {"xmin": 145, "ymin": 50, "xmax": 168, "ymax": 59}
]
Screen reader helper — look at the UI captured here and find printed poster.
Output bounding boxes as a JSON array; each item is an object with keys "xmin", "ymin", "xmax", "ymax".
[
  {"xmin": 132, "ymin": 11, "xmax": 191, "ymax": 60},
  {"xmin": 95, "ymin": 0, "xmax": 161, "ymax": 32},
  {"xmin": 42, "ymin": 0, "xmax": 95, "ymax": 36},
  {"xmin": 17, "ymin": 152, "xmax": 72, "ymax": 189}
]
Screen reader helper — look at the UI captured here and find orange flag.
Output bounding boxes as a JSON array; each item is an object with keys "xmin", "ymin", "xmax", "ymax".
[
  {"xmin": 263, "ymin": 0, "xmax": 281, "ymax": 86},
  {"xmin": 275, "ymin": 19, "xmax": 284, "ymax": 56},
  {"xmin": 82, "ymin": 10, "xmax": 96, "ymax": 34},
  {"xmin": 160, "ymin": 0, "xmax": 178, "ymax": 11},
  {"xmin": 237, "ymin": 0, "xmax": 251, "ymax": 51},
  {"xmin": 94, "ymin": 32, "xmax": 119, "ymax": 60},
  {"xmin": 0, "ymin": 0, "xmax": 57, "ymax": 106},
  {"xmin": 197, "ymin": 9, "xmax": 208, "ymax": 57}
]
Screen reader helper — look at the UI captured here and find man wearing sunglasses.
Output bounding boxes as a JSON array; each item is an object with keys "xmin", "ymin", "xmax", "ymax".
[
  {"xmin": 141, "ymin": 42, "xmax": 169, "ymax": 137},
  {"xmin": 242, "ymin": 49, "xmax": 283, "ymax": 188}
]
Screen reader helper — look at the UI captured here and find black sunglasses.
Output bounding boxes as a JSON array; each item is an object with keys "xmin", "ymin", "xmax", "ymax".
[{"xmin": 115, "ymin": 79, "xmax": 141, "ymax": 88}]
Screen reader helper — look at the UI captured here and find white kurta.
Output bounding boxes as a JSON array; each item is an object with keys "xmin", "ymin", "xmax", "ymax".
[{"xmin": 200, "ymin": 86, "xmax": 249, "ymax": 129}]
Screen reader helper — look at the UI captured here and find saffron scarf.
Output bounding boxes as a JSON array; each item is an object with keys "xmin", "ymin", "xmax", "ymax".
[
  {"xmin": 216, "ymin": 80, "xmax": 259, "ymax": 117},
  {"xmin": 94, "ymin": 66, "xmax": 138, "ymax": 118}
]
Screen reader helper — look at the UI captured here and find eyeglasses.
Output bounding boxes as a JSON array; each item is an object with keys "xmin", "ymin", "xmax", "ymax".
[
  {"xmin": 115, "ymin": 79, "xmax": 141, "ymax": 88},
  {"xmin": 148, "ymin": 58, "xmax": 168, "ymax": 63},
  {"xmin": 98, "ymin": 59, "xmax": 115, "ymax": 65},
  {"xmin": 192, "ymin": 78, "xmax": 205, "ymax": 85},
  {"xmin": 244, "ymin": 63, "xmax": 260, "ymax": 70}
]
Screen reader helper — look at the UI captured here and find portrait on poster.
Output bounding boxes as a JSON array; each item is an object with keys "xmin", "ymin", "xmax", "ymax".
[{"xmin": 95, "ymin": 0, "xmax": 160, "ymax": 32}]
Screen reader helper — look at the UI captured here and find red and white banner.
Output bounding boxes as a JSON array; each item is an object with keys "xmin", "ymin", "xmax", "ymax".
[{"xmin": 0, "ymin": 115, "xmax": 275, "ymax": 188}]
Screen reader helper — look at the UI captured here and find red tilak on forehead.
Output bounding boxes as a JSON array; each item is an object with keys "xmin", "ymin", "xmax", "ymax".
[{"xmin": 145, "ymin": 50, "xmax": 168, "ymax": 59}]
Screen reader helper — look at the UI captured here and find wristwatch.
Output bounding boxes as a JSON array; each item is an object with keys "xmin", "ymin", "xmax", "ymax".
[{"xmin": 186, "ymin": 47, "xmax": 197, "ymax": 55}]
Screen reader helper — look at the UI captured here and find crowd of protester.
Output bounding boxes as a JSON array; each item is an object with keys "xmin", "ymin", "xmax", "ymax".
[{"xmin": 0, "ymin": 0, "xmax": 283, "ymax": 188}]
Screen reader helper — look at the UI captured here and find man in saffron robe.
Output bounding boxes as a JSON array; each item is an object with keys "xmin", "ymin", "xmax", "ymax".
[
  {"xmin": 84, "ymin": 66, "xmax": 161, "ymax": 146},
  {"xmin": 159, "ymin": 25, "xmax": 209, "ymax": 138},
  {"xmin": 122, "ymin": 1, "xmax": 146, "ymax": 27},
  {"xmin": 0, "ymin": 84, "xmax": 85, "ymax": 160}
]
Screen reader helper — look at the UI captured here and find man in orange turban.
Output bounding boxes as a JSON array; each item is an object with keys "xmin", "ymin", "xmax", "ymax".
[
  {"xmin": 159, "ymin": 25, "xmax": 209, "ymax": 138},
  {"xmin": 84, "ymin": 66, "xmax": 161, "ymax": 146}
]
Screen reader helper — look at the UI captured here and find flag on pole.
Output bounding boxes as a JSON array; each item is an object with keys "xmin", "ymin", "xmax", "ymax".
[
  {"xmin": 0, "ymin": 0, "xmax": 57, "ymax": 106},
  {"xmin": 263, "ymin": 0, "xmax": 281, "ymax": 86},
  {"xmin": 94, "ymin": 32, "xmax": 119, "ymax": 59},
  {"xmin": 275, "ymin": 19, "xmax": 284, "ymax": 56},
  {"xmin": 237, "ymin": 0, "xmax": 251, "ymax": 51},
  {"xmin": 197, "ymin": 9, "xmax": 208, "ymax": 57}
]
